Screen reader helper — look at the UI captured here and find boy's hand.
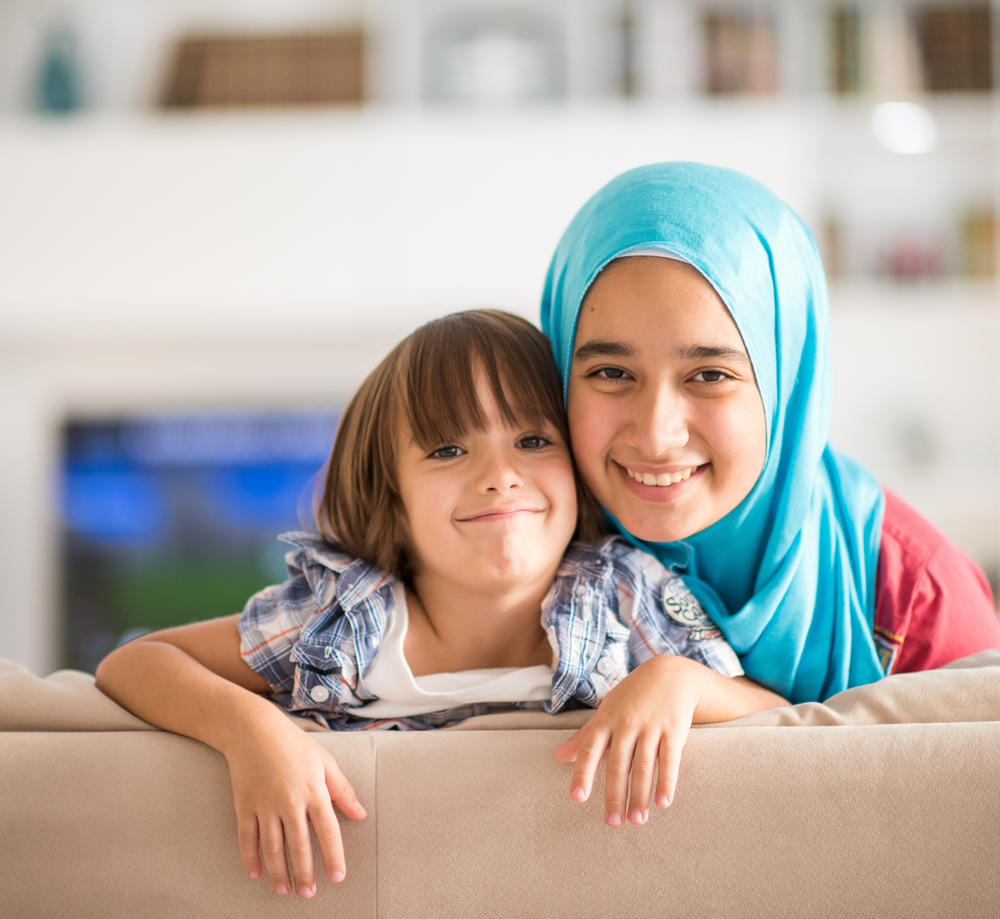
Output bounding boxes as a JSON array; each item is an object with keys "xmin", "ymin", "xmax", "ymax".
[
  {"xmin": 225, "ymin": 722, "xmax": 367, "ymax": 898},
  {"xmin": 554, "ymin": 655, "xmax": 701, "ymax": 828}
]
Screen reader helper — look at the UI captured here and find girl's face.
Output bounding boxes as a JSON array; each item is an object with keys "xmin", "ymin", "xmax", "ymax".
[
  {"xmin": 396, "ymin": 376, "xmax": 579, "ymax": 594},
  {"xmin": 567, "ymin": 257, "xmax": 766, "ymax": 543}
]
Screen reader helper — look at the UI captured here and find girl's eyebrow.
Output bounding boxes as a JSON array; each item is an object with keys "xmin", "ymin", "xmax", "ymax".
[
  {"xmin": 680, "ymin": 345, "xmax": 751, "ymax": 364},
  {"xmin": 574, "ymin": 339, "xmax": 749, "ymax": 364},
  {"xmin": 573, "ymin": 339, "xmax": 637, "ymax": 360}
]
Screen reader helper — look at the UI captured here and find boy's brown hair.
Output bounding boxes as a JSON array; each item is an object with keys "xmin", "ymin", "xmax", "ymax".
[{"xmin": 318, "ymin": 309, "xmax": 605, "ymax": 576}]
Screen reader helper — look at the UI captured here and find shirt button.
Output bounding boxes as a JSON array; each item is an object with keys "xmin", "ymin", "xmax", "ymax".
[
  {"xmin": 310, "ymin": 684, "xmax": 330, "ymax": 703},
  {"xmin": 596, "ymin": 656, "xmax": 616, "ymax": 676}
]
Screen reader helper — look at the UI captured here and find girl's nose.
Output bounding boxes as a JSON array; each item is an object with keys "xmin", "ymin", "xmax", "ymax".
[{"xmin": 625, "ymin": 383, "xmax": 689, "ymax": 457}]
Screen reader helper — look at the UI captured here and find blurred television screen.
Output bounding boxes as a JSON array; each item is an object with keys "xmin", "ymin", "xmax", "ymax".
[{"xmin": 60, "ymin": 410, "xmax": 339, "ymax": 672}]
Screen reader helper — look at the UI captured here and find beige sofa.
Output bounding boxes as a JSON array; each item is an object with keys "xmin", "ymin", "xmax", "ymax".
[{"xmin": 2, "ymin": 651, "xmax": 1000, "ymax": 919}]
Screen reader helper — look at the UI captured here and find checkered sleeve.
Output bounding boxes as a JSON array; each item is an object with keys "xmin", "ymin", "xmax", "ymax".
[
  {"xmin": 608, "ymin": 541, "xmax": 744, "ymax": 678},
  {"xmin": 237, "ymin": 546, "xmax": 332, "ymax": 692}
]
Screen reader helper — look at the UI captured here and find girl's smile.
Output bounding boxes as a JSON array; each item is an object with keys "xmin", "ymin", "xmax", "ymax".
[
  {"xmin": 618, "ymin": 462, "xmax": 709, "ymax": 503},
  {"xmin": 567, "ymin": 256, "xmax": 767, "ymax": 543}
]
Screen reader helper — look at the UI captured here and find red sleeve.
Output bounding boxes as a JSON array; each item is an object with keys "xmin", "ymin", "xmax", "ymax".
[{"xmin": 873, "ymin": 489, "xmax": 1000, "ymax": 674}]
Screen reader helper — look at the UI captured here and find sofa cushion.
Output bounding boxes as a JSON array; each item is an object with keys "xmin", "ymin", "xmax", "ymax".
[{"xmin": 2, "ymin": 648, "xmax": 999, "ymax": 734}]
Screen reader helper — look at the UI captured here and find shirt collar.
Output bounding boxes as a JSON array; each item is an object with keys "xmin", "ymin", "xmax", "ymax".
[{"xmin": 278, "ymin": 531, "xmax": 393, "ymax": 610}]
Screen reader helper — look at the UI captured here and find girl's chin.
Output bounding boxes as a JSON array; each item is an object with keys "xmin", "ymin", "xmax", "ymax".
[
  {"xmin": 615, "ymin": 513, "xmax": 697, "ymax": 544},
  {"xmin": 605, "ymin": 476, "xmax": 706, "ymax": 542}
]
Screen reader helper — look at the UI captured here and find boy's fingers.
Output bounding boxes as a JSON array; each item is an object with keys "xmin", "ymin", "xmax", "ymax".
[
  {"xmin": 324, "ymin": 757, "xmax": 367, "ymax": 821},
  {"xmin": 569, "ymin": 723, "xmax": 610, "ymax": 803},
  {"xmin": 283, "ymin": 815, "xmax": 317, "ymax": 898},
  {"xmin": 553, "ymin": 719, "xmax": 594, "ymax": 763},
  {"xmin": 236, "ymin": 812, "xmax": 263, "ymax": 880},
  {"xmin": 626, "ymin": 735, "xmax": 659, "ymax": 824},
  {"xmin": 258, "ymin": 816, "xmax": 293, "ymax": 896},
  {"xmin": 602, "ymin": 733, "xmax": 637, "ymax": 828},
  {"xmin": 309, "ymin": 800, "xmax": 347, "ymax": 883},
  {"xmin": 655, "ymin": 722, "xmax": 691, "ymax": 809}
]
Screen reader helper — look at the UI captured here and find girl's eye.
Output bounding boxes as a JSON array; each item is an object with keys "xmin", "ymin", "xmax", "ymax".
[
  {"xmin": 692, "ymin": 370, "xmax": 730, "ymax": 383},
  {"xmin": 428, "ymin": 445, "xmax": 465, "ymax": 460},
  {"xmin": 591, "ymin": 367, "xmax": 630, "ymax": 381},
  {"xmin": 516, "ymin": 435, "xmax": 551, "ymax": 450}
]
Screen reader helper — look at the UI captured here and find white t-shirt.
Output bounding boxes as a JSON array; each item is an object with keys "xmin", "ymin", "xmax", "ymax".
[{"xmin": 346, "ymin": 581, "xmax": 555, "ymax": 720}]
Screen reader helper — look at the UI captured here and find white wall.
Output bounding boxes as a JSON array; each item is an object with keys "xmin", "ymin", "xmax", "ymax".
[{"xmin": 0, "ymin": 104, "xmax": 997, "ymax": 673}]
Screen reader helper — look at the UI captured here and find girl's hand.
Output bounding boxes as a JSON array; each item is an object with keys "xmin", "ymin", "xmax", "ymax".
[
  {"xmin": 553, "ymin": 656, "xmax": 788, "ymax": 827},
  {"xmin": 554, "ymin": 656, "xmax": 699, "ymax": 827},
  {"xmin": 225, "ymin": 721, "xmax": 367, "ymax": 898}
]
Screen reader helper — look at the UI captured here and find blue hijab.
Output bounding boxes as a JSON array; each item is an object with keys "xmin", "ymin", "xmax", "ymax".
[{"xmin": 541, "ymin": 162, "xmax": 885, "ymax": 703}]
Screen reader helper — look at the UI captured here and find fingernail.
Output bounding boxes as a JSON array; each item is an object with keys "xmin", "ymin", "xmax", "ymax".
[
  {"xmin": 330, "ymin": 870, "xmax": 346, "ymax": 883},
  {"xmin": 656, "ymin": 794, "xmax": 670, "ymax": 808},
  {"xmin": 629, "ymin": 810, "xmax": 644, "ymax": 824},
  {"xmin": 606, "ymin": 813, "xmax": 623, "ymax": 827},
  {"xmin": 248, "ymin": 869, "xmax": 261, "ymax": 880},
  {"xmin": 297, "ymin": 887, "xmax": 315, "ymax": 898},
  {"xmin": 570, "ymin": 786, "xmax": 586, "ymax": 802},
  {"xmin": 275, "ymin": 885, "xmax": 289, "ymax": 896},
  {"xmin": 356, "ymin": 804, "xmax": 367, "ymax": 817}
]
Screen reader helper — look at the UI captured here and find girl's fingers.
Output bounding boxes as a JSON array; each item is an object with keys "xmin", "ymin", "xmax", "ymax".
[
  {"xmin": 625, "ymin": 734, "xmax": 660, "ymax": 825},
  {"xmin": 282, "ymin": 814, "xmax": 318, "ymax": 899},
  {"xmin": 602, "ymin": 733, "xmax": 638, "ymax": 827},
  {"xmin": 324, "ymin": 756, "xmax": 367, "ymax": 821},
  {"xmin": 236, "ymin": 812, "xmax": 263, "ymax": 880},
  {"xmin": 309, "ymin": 800, "xmax": 347, "ymax": 884},
  {"xmin": 258, "ymin": 816, "xmax": 293, "ymax": 896},
  {"xmin": 568, "ymin": 723, "xmax": 611, "ymax": 804},
  {"xmin": 654, "ymin": 721, "xmax": 692, "ymax": 809}
]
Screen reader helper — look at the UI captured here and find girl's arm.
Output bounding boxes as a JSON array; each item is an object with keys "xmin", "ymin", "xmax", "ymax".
[
  {"xmin": 95, "ymin": 615, "xmax": 366, "ymax": 898},
  {"xmin": 553, "ymin": 655, "xmax": 787, "ymax": 827}
]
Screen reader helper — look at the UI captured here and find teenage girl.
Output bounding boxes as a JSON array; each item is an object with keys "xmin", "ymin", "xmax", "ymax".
[
  {"xmin": 96, "ymin": 310, "xmax": 787, "ymax": 899},
  {"xmin": 541, "ymin": 162, "xmax": 1000, "ymax": 822}
]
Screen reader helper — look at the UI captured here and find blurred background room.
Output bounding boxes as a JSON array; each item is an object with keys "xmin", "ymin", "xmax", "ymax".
[{"xmin": 0, "ymin": 0, "xmax": 997, "ymax": 675}]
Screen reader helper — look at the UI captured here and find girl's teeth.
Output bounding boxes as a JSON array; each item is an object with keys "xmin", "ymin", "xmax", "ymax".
[{"xmin": 629, "ymin": 466, "xmax": 697, "ymax": 486}]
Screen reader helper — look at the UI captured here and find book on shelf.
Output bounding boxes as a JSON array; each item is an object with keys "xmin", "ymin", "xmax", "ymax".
[
  {"xmin": 161, "ymin": 32, "xmax": 365, "ymax": 108},
  {"xmin": 703, "ymin": 10, "xmax": 777, "ymax": 95},
  {"xmin": 830, "ymin": 6, "xmax": 863, "ymax": 95},
  {"xmin": 828, "ymin": 2, "xmax": 992, "ymax": 95},
  {"xmin": 917, "ymin": 4, "xmax": 992, "ymax": 92},
  {"xmin": 961, "ymin": 209, "xmax": 997, "ymax": 278}
]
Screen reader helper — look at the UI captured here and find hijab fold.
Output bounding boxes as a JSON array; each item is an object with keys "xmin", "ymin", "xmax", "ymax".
[{"xmin": 541, "ymin": 163, "xmax": 885, "ymax": 703}]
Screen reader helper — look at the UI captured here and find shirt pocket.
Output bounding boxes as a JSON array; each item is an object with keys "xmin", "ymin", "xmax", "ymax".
[{"xmin": 289, "ymin": 640, "xmax": 361, "ymax": 711}]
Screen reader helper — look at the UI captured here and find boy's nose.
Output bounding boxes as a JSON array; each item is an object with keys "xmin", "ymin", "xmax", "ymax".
[{"xmin": 476, "ymin": 454, "xmax": 523, "ymax": 493}]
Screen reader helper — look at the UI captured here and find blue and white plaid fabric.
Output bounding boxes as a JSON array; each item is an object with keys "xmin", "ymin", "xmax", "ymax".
[{"xmin": 239, "ymin": 532, "xmax": 743, "ymax": 730}]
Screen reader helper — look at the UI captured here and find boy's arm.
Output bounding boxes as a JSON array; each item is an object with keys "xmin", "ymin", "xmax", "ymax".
[
  {"xmin": 553, "ymin": 655, "xmax": 787, "ymax": 828},
  {"xmin": 95, "ymin": 615, "xmax": 366, "ymax": 898}
]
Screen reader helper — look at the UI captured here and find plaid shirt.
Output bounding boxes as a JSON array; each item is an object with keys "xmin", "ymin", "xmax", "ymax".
[{"xmin": 238, "ymin": 532, "xmax": 743, "ymax": 730}]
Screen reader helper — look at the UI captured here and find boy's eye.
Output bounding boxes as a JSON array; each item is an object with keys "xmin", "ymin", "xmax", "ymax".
[
  {"xmin": 428, "ymin": 445, "xmax": 465, "ymax": 459},
  {"xmin": 516, "ymin": 435, "xmax": 550, "ymax": 450},
  {"xmin": 692, "ymin": 370, "xmax": 729, "ymax": 383}
]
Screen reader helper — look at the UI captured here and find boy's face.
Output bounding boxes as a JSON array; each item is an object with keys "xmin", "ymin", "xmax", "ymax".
[{"xmin": 395, "ymin": 375, "xmax": 578, "ymax": 596}]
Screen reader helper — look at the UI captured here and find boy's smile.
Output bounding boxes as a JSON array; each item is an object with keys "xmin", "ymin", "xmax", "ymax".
[{"xmin": 395, "ymin": 376, "xmax": 579, "ymax": 596}]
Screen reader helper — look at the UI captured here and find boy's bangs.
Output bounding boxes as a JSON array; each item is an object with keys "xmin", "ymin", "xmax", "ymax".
[{"xmin": 401, "ymin": 316, "xmax": 565, "ymax": 452}]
